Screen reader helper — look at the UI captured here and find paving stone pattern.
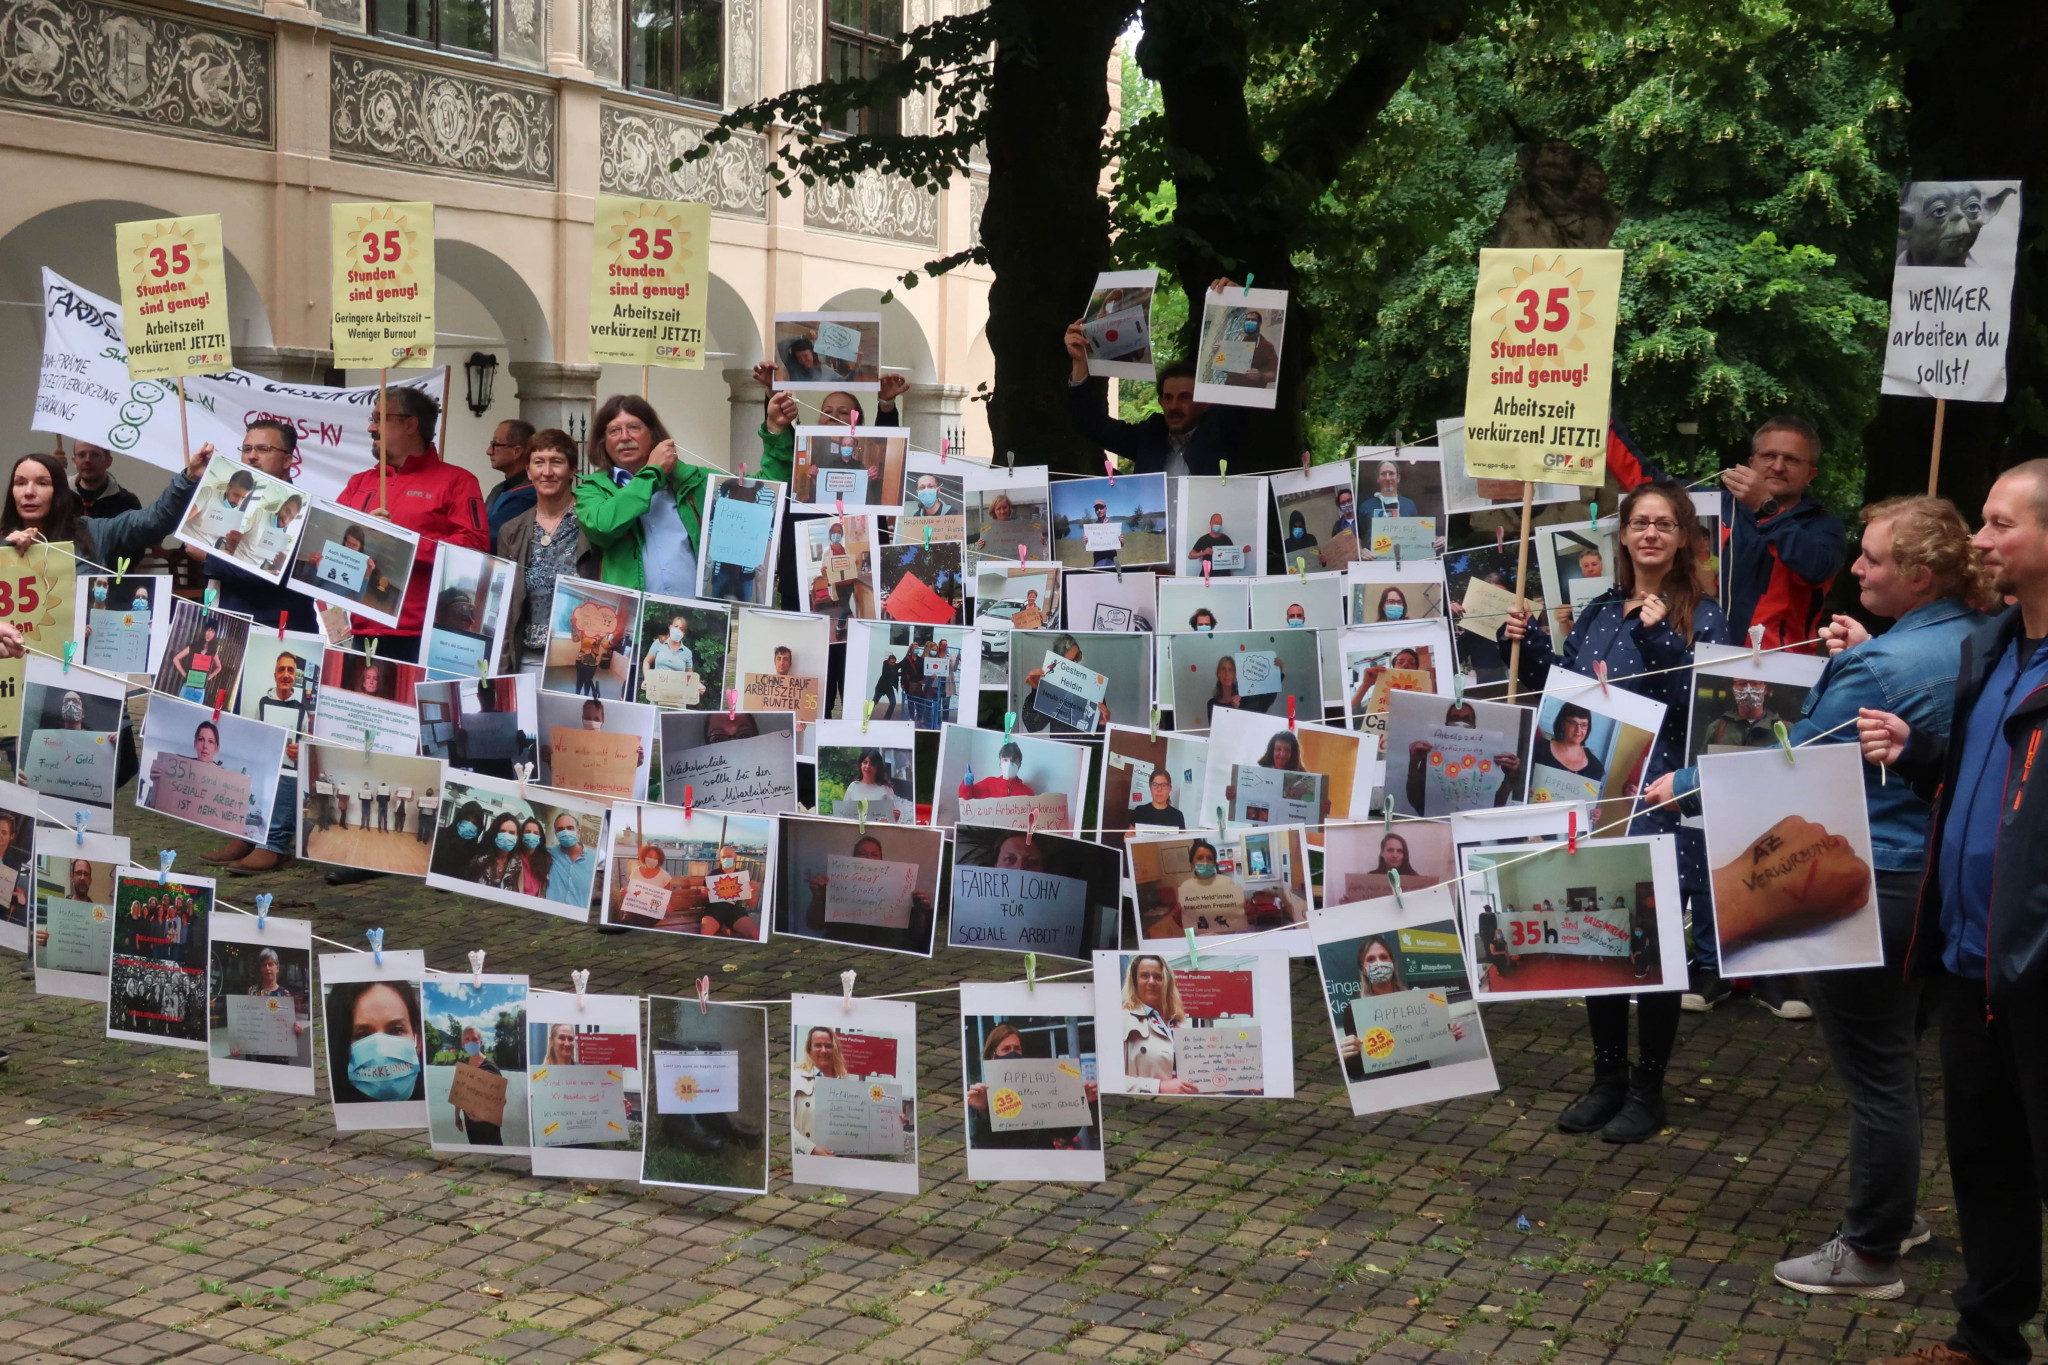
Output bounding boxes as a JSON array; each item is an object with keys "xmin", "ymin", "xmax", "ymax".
[{"xmin": 0, "ymin": 801, "xmax": 2003, "ymax": 1365}]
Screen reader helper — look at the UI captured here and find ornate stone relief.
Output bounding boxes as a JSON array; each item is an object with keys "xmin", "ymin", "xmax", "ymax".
[
  {"xmin": 585, "ymin": 0, "xmax": 620, "ymax": 85},
  {"xmin": 0, "ymin": 0, "xmax": 271, "ymax": 146},
  {"xmin": 806, "ymin": 167, "xmax": 940, "ymax": 246},
  {"xmin": 311, "ymin": 0, "xmax": 365, "ymax": 33},
  {"xmin": 330, "ymin": 50, "xmax": 556, "ymax": 187},
  {"xmin": 500, "ymin": 0, "xmax": 545, "ymax": 70},
  {"xmin": 786, "ymin": 0, "xmax": 819, "ymax": 88},
  {"xmin": 598, "ymin": 101, "xmax": 768, "ymax": 218},
  {"xmin": 969, "ymin": 176, "xmax": 987, "ymax": 248},
  {"xmin": 723, "ymin": 0, "xmax": 757, "ymax": 108}
]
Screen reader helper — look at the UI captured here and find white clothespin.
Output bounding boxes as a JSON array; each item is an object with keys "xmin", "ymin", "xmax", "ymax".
[
  {"xmin": 158, "ymin": 849, "xmax": 175, "ymax": 885},
  {"xmin": 696, "ymin": 975, "xmax": 711, "ymax": 1014},
  {"xmin": 468, "ymin": 950, "xmax": 486, "ymax": 987},
  {"xmin": 840, "ymin": 969, "xmax": 857, "ymax": 1013},
  {"xmin": 571, "ymin": 968, "xmax": 589, "ymax": 1010},
  {"xmin": 1452, "ymin": 671, "xmax": 1466, "ymax": 704},
  {"xmin": 859, "ymin": 799, "xmax": 869, "ymax": 835},
  {"xmin": 1748, "ymin": 622, "xmax": 1766, "ymax": 667},
  {"xmin": 367, "ymin": 927, "xmax": 384, "ymax": 967},
  {"xmin": 515, "ymin": 761, "xmax": 534, "ymax": 799},
  {"xmin": 254, "ymin": 893, "xmax": 271, "ymax": 930}
]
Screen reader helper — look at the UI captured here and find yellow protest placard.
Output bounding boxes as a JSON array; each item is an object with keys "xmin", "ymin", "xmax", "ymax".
[
  {"xmin": 0, "ymin": 543, "xmax": 69, "ymax": 740},
  {"xmin": 113, "ymin": 214, "xmax": 232, "ymax": 380},
  {"xmin": 331, "ymin": 201, "xmax": 435, "ymax": 368},
  {"xmin": 589, "ymin": 196, "xmax": 711, "ymax": 368},
  {"xmin": 1461, "ymin": 249, "xmax": 1624, "ymax": 487}
]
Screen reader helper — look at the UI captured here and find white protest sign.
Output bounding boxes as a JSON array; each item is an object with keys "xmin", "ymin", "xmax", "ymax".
[
  {"xmin": 950, "ymin": 863, "xmax": 1089, "ymax": 956},
  {"xmin": 1350, "ymin": 988, "xmax": 1459, "ymax": 1074},
  {"xmin": 618, "ymin": 877, "xmax": 672, "ymax": 922},
  {"xmin": 224, "ymin": 994, "xmax": 299, "ymax": 1056},
  {"xmin": 1031, "ymin": 652, "xmax": 1107, "ymax": 732},
  {"xmin": 983, "ymin": 1056, "xmax": 1091, "ymax": 1132},
  {"xmin": 814, "ymin": 321, "xmax": 863, "ymax": 364},
  {"xmin": 957, "ymin": 791, "xmax": 1070, "ymax": 833},
  {"xmin": 1236, "ymin": 650, "xmax": 1281, "ymax": 696},
  {"xmin": 40, "ymin": 896, "xmax": 112, "ymax": 975},
  {"xmin": 529, "ymin": 1064, "xmax": 629, "ymax": 1145},
  {"xmin": 22, "ymin": 730, "xmax": 117, "ymax": 805},
  {"xmin": 811, "ymin": 1075, "xmax": 903, "ymax": 1156},
  {"xmin": 823, "ymin": 855, "xmax": 920, "ymax": 929},
  {"xmin": 653, "ymin": 1050, "xmax": 740, "ymax": 1114},
  {"xmin": 1882, "ymin": 181, "xmax": 2023, "ymax": 403},
  {"xmin": 1173, "ymin": 1025, "xmax": 1264, "ymax": 1092},
  {"xmin": 317, "ymin": 541, "xmax": 368, "ymax": 593},
  {"xmin": 1082, "ymin": 522, "xmax": 1123, "ymax": 552},
  {"xmin": 34, "ymin": 269, "xmax": 443, "ymax": 502},
  {"xmin": 659, "ymin": 731, "xmax": 794, "ymax": 815}
]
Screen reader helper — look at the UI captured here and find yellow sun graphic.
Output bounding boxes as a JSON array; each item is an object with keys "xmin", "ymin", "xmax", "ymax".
[
  {"xmin": 1485, "ymin": 253, "xmax": 1601, "ymax": 352},
  {"xmin": 606, "ymin": 202, "xmax": 696, "ymax": 268},
  {"xmin": 126, "ymin": 221, "xmax": 211, "ymax": 284},
  {"xmin": 346, "ymin": 205, "xmax": 422, "ymax": 280}
]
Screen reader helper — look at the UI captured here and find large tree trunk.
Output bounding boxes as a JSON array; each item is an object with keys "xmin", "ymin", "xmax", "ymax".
[
  {"xmin": 982, "ymin": 0, "xmax": 1137, "ymax": 471},
  {"xmin": 1864, "ymin": 0, "xmax": 2048, "ymax": 512}
]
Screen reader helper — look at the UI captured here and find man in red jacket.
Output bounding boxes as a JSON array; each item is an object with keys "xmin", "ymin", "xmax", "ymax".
[{"xmin": 337, "ymin": 387, "xmax": 488, "ymax": 662}]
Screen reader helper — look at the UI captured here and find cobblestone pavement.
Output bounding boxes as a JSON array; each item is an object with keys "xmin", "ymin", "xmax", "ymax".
[{"xmin": 0, "ymin": 801, "xmax": 1999, "ymax": 1365}]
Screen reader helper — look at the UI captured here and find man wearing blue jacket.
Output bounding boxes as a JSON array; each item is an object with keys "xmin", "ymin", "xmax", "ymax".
[
  {"xmin": 1859, "ymin": 460, "xmax": 2048, "ymax": 1365},
  {"xmin": 1718, "ymin": 415, "xmax": 1847, "ymax": 651}
]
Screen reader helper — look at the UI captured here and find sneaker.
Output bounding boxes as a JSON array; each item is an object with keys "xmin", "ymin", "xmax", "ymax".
[
  {"xmin": 1773, "ymin": 1235, "xmax": 1904, "ymax": 1299},
  {"xmin": 1900, "ymin": 1214, "xmax": 1932, "ymax": 1256},
  {"xmin": 1754, "ymin": 977, "xmax": 1813, "ymax": 1020},
  {"xmin": 1682, "ymin": 971, "xmax": 1731, "ymax": 1013}
]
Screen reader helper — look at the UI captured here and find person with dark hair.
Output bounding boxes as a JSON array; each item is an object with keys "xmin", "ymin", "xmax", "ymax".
[
  {"xmin": 499, "ymin": 429, "xmax": 594, "ymax": 672},
  {"xmin": 1533, "ymin": 701, "xmax": 1606, "ymax": 782},
  {"xmin": 873, "ymin": 651, "xmax": 900, "ymax": 720},
  {"xmin": 467, "ymin": 813, "xmax": 528, "ymax": 893},
  {"xmin": 68, "ymin": 441, "xmax": 141, "ymax": 519},
  {"xmin": 1284, "ymin": 509, "xmax": 1318, "ymax": 562},
  {"xmin": 1128, "ymin": 767, "xmax": 1186, "ymax": 831},
  {"xmin": 332, "ymin": 387, "xmax": 488, "ymax": 662},
  {"xmin": 1062, "ymin": 313, "xmax": 1253, "ymax": 477},
  {"xmin": 1716, "ymin": 414, "xmax": 1845, "ymax": 652},
  {"xmin": 327, "ymin": 979, "xmax": 425, "ymax": 1105},
  {"xmin": 842, "ymin": 749, "xmax": 898, "ymax": 806},
  {"xmin": 965, "ymin": 1021, "xmax": 1100, "ymax": 1150},
  {"xmin": 1258, "ymin": 731, "xmax": 1304, "ymax": 771},
  {"xmin": 5, "ymin": 447, "xmax": 208, "ymax": 574},
  {"xmin": 1502, "ymin": 479, "xmax": 1731, "ymax": 1143},
  {"xmin": 961, "ymin": 740, "xmax": 1034, "ymax": 800},
  {"xmin": 483, "ymin": 417, "xmax": 538, "ymax": 547},
  {"xmin": 578, "ymin": 394, "xmax": 708, "ymax": 596},
  {"xmin": 1021, "ymin": 633, "xmax": 1110, "ymax": 734}
]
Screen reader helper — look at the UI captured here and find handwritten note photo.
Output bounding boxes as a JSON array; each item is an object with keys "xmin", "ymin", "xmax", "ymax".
[
  {"xmin": 207, "ymin": 911, "xmax": 315, "ymax": 1095},
  {"xmin": 421, "ymin": 975, "xmax": 532, "ymax": 1155},
  {"xmin": 959, "ymin": 982, "xmax": 1104, "ymax": 1183},
  {"xmin": 16, "ymin": 652, "xmax": 125, "ymax": 831},
  {"xmin": 537, "ymin": 690, "xmax": 654, "ymax": 801},
  {"xmin": 527, "ymin": 993, "xmax": 643, "ymax": 1181},
  {"xmin": 32, "ymin": 827, "xmax": 127, "ymax": 1002},
  {"xmin": 790, "ymin": 994, "xmax": 920, "ymax": 1195},
  {"xmin": 774, "ymin": 814, "xmax": 943, "ymax": 957},
  {"xmin": 287, "ymin": 499, "xmax": 420, "ymax": 630},
  {"xmin": 947, "ymin": 825, "xmax": 1120, "ymax": 960},
  {"xmin": 137, "ymin": 693, "xmax": 288, "ymax": 845}
]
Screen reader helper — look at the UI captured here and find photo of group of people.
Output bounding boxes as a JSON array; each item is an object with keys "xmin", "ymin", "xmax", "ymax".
[
  {"xmin": 1459, "ymin": 835, "xmax": 1685, "ymax": 999},
  {"xmin": 107, "ymin": 872, "xmax": 213, "ymax": 1049},
  {"xmin": 298, "ymin": 743, "xmax": 441, "ymax": 876},
  {"xmin": 849, "ymin": 622, "xmax": 969, "ymax": 730},
  {"xmin": 174, "ymin": 455, "xmax": 309, "ymax": 585},
  {"xmin": 425, "ymin": 772, "xmax": 608, "ymax": 921}
]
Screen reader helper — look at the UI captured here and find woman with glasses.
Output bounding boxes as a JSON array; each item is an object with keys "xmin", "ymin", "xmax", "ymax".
[{"xmin": 1500, "ymin": 479, "xmax": 1730, "ymax": 1144}]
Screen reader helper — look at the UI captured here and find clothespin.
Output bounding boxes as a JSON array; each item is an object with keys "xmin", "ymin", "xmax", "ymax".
[
  {"xmin": 62, "ymin": 640, "xmax": 74, "ymax": 674},
  {"xmin": 1286, "ymin": 696, "xmax": 1297, "ymax": 732},
  {"xmin": 862, "ymin": 700, "xmax": 874, "ymax": 733},
  {"xmin": 859, "ymin": 798, "xmax": 869, "ymax": 834},
  {"xmin": 1567, "ymin": 810, "xmax": 1578, "ymax": 854},
  {"xmin": 203, "ymin": 586, "xmax": 218, "ymax": 609},
  {"xmin": 213, "ymin": 698, "xmax": 223, "ymax": 724},
  {"xmin": 1495, "ymin": 526, "xmax": 1504, "ymax": 551},
  {"xmin": 157, "ymin": 849, "xmax": 175, "ymax": 885},
  {"xmin": 1184, "ymin": 927, "xmax": 1200, "ymax": 967},
  {"xmin": 1593, "ymin": 661, "xmax": 1610, "ymax": 697},
  {"xmin": 938, "ymin": 437, "xmax": 947, "ymax": 466},
  {"xmin": 739, "ymin": 459, "xmax": 748, "ymax": 479},
  {"xmin": 1006, "ymin": 449, "xmax": 1016, "ymax": 471},
  {"xmin": 115, "ymin": 556, "xmax": 130, "ymax": 583},
  {"xmin": 278, "ymin": 611, "xmax": 288, "ymax": 640},
  {"xmin": 1017, "ymin": 542, "xmax": 1028, "ymax": 568},
  {"xmin": 1452, "ymin": 671, "xmax": 1466, "ymax": 704},
  {"xmin": 1150, "ymin": 706, "xmax": 1160, "ymax": 742},
  {"xmin": 255, "ymin": 892, "xmax": 271, "ymax": 930},
  {"xmin": 1388, "ymin": 866, "xmax": 1405, "ymax": 909},
  {"xmin": 836, "ymin": 494, "xmax": 845, "ymax": 519},
  {"xmin": 727, "ymin": 687, "xmax": 739, "ymax": 720},
  {"xmin": 684, "ymin": 784, "xmax": 694, "ymax": 821},
  {"xmin": 1203, "ymin": 558, "xmax": 1212, "ymax": 587},
  {"xmin": 1748, "ymin": 622, "xmax": 1766, "ymax": 666},
  {"xmin": 924, "ymin": 525, "xmax": 933, "ymax": 548},
  {"xmin": 1215, "ymin": 806, "xmax": 1226, "ymax": 830},
  {"xmin": 1025, "ymin": 953, "xmax": 1038, "ymax": 992},
  {"xmin": 73, "ymin": 810, "xmax": 88, "ymax": 845},
  {"xmin": 1218, "ymin": 460, "xmax": 1227, "ymax": 487},
  {"xmin": 367, "ymin": 927, "xmax": 384, "ymax": 967},
  {"xmin": 1382, "ymin": 794, "xmax": 1394, "ymax": 837},
  {"xmin": 468, "ymin": 949, "xmax": 486, "ymax": 987},
  {"xmin": 1105, "ymin": 456, "xmax": 1115, "ymax": 487},
  {"xmin": 1296, "ymin": 556, "xmax": 1308, "ymax": 583},
  {"xmin": 1243, "ymin": 274, "xmax": 1254, "ymax": 296},
  {"xmin": 1003, "ymin": 711, "xmax": 1016, "ymax": 743},
  {"xmin": 840, "ymin": 969, "xmax": 857, "ymax": 1013},
  {"xmin": 1773, "ymin": 720, "xmax": 1796, "ymax": 766},
  {"xmin": 364, "ymin": 637, "xmax": 378, "ymax": 661},
  {"xmin": 1589, "ymin": 500, "xmax": 1598, "ymax": 526},
  {"xmin": 476, "ymin": 656, "xmax": 490, "ymax": 680},
  {"xmin": 362, "ymin": 725, "xmax": 374, "ymax": 758},
  {"xmin": 515, "ymin": 761, "xmax": 534, "ymax": 800},
  {"xmin": 1301, "ymin": 450, "xmax": 1311, "ymax": 473},
  {"xmin": 1393, "ymin": 544, "xmax": 1402, "ymax": 570},
  {"xmin": 696, "ymin": 975, "xmax": 711, "ymax": 1014},
  {"xmin": 571, "ymin": 968, "xmax": 589, "ymax": 1010}
]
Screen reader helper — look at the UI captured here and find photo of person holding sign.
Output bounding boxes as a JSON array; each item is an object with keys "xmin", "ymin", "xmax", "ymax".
[
  {"xmin": 1118, "ymin": 955, "xmax": 1199, "ymax": 1095},
  {"xmin": 775, "ymin": 816, "xmax": 943, "ymax": 956}
]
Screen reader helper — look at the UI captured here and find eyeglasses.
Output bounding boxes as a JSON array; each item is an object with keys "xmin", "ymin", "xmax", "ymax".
[
  {"xmin": 1752, "ymin": 451, "xmax": 1810, "ymax": 468},
  {"xmin": 238, "ymin": 443, "xmax": 284, "ymax": 456},
  {"xmin": 487, "ymin": 440, "xmax": 522, "ymax": 450},
  {"xmin": 1625, "ymin": 518, "xmax": 1680, "ymax": 534}
]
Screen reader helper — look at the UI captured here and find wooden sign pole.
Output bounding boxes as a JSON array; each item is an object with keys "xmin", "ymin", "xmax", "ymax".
[
  {"xmin": 641, "ymin": 364, "xmax": 650, "ymax": 399},
  {"xmin": 1928, "ymin": 397, "xmax": 1948, "ymax": 496},
  {"xmin": 438, "ymin": 363, "xmax": 452, "ymax": 451},
  {"xmin": 1506, "ymin": 482, "xmax": 1536, "ymax": 701},
  {"xmin": 175, "ymin": 377, "xmax": 190, "ymax": 461},
  {"xmin": 376, "ymin": 367, "xmax": 389, "ymax": 512}
]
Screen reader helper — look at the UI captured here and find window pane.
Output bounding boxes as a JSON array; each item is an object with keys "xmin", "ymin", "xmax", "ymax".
[
  {"xmin": 828, "ymin": 0, "xmax": 862, "ymax": 30},
  {"xmin": 673, "ymin": 0, "xmax": 722, "ymax": 104},
  {"xmin": 631, "ymin": 0, "xmax": 676, "ymax": 93},
  {"xmin": 442, "ymin": 0, "xmax": 493, "ymax": 52},
  {"xmin": 374, "ymin": 0, "xmax": 432, "ymax": 43},
  {"xmin": 868, "ymin": 0, "xmax": 900, "ymax": 38},
  {"xmin": 827, "ymin": 34, "xmax": 861, "ymax": 132},
  {"xmin": 864, "ymin": 40, "xmax": 897, "ymax": 135}
]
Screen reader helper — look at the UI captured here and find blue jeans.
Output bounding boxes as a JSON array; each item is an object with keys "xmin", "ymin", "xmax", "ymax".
[{"xmin": 266, "ymin": 773, "xmax": 297, "ymax": 856}]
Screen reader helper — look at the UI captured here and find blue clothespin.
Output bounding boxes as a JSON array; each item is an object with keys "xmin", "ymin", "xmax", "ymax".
[
  {"xmin": 1388, "ymin": 867, "xmax": 1405, "ymax": 909},
  {"xmin": 62, "ymin": 640, "xmax": 74, "ymax": 674},
  {"xmin": 73, "ymin": 811, "xmax": 89, "ymax": 845},
  {"xmin": 254, "ymin": 892, "xmax": 271, "ymax": 931},
  {"xmin": 1184, "ymin": 927, "xmax": 1200, "ymax": 968},
  {"xmin": 157, "ymin": 849, "xmax": 175, "ymax": 885},
  {"xmin": 1773, "ymin": 720, "xmax": 1796, "ymax": 765},
  {"xmin": 367, "ymin": 927, "xmax": 384, "ymax": 967},
  {"xmin": 1243, "ymin": 274, "xmax": 1254, "ymax": 296}
]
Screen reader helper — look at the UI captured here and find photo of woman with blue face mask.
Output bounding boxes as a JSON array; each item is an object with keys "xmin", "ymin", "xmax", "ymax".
[
  {"xmin": 423, "ymin": 773, "xmax": 610, "ymax": 921},
  {"xmin": 326, "ymin": 979, "xmax": 426, "ymax": 1108}
]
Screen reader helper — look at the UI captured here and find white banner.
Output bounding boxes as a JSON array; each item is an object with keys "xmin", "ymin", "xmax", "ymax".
[{"xmin": 33, "ymin": 269, "xmax": 446, "ymax": 503}]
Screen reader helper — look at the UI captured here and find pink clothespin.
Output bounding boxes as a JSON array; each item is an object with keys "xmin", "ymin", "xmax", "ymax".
[
  {"xmin": 697, "ymin": 975, "xmax": 711, "ymax": 1014},
  {"xmin": 1026, "ymin": 806, "xmax": 1037, "ymax": 846},
  {"xmin": 726, "ymin": 688, "xmax": 738, "ymax": 721},
  {"xmin": 1593, "ymin": 661, "xmax": 1610, "ymax": 696},
  {"xmin": 836, "ymin": 494, "xmax": 845, "ymax": 519},
  {"xmin": 1105, "ymin": 457, "xmax": 1115, "ymax": 487},
  {"xmin": 1202, "ymin": 558, "xmax": 1212, "ymax": 587},
  {"xmin": 739, "ymin": 459, "xmax": 748, "ymax": 479},
  {"xmin": 1017, "ymin": 543, "xmax": 1028, "ymax": 568},
  {"xmin": 1301, "ymin": 450, "xmax": 1311, "ymax": 473},
  {"xmin": 1568, "ymin": 809, "xmax": 1578, "ymax": 853},
  {"xmin": 683, "ymin": 784, "xmax": 694, "ymax": 821},
  {"xmin": 1496, "ymin": 526, "xmax": 1505, "ymax": 551}
]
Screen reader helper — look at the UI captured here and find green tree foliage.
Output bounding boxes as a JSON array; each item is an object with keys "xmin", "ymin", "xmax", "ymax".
[{"xmin": 1301, "ymin": 5, "xmax": 1905, "ymax": 511}]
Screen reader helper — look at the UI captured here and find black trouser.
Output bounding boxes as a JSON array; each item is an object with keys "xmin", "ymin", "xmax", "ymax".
[
  {"xmin": 1586, "ymin": 991, "xmax": 1682, "ymax": 1074},
  {"xmin": 1940, "ymin": 971, "xmax": 2048, "ymax": 1365},
  {"xmin": 376, "ymin": 795, "xmax": 390, "ymax": 831},
  {"xmin": 1806, "ymin": 869, "xmax": 1926, "ymax": 1259}
]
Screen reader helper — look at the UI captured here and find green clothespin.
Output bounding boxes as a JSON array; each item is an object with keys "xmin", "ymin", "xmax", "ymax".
[
  {"xmin": 1003, "ymin": 712, "xmax": 1016, "ymax": 743},
  {"xmin": 1453, "ymin": 670, "xmax": 1466, "ymax": 704},
  {"xmin": 203, "ymin": 585, "xmax": 218, "ymax": 609},
  {"xmin": 114, "ymin": 557, "xmax": 130, "ymax": 584},
  {"xmin": 476, "ymin": 656, "xmax": 490, "ymax": 681},
  {"xmin": 1382, "ymin": 794, "xmax": 1394, "ymax": 836},
  {"xmin": 362, "ymin": 725, "xmax": 374, "ymax": 758},
  {"xmin": 1150, "ymin": 706, "xmax": 1160, "ymax": 742},
  {"xmin": 862, "ymin": 699, "xmax": 874, "ymax": 733},
  {"xmin": 1589, "ymin": 499, "xmax": 1598, "ymax": 525},
  {"xmin": 62, "ymin": 640, "xmax": 74, "ymax": 674},
  {"xmin": 1295, "ymin": 556, "xmax": 1308, "ymax": 583},
  {"xmin": 1218, "ymin": 459, "xmax": 1227, "ymax": 487},
  {"xmin": 1388, "ymin": 867, "xmax": 1405, "ymax": 908},
  {"xmin": 1025, "ymin": 952, "xmax": 1037, "ymax": 992},
  {"xmin": 924, "ymin": 525, "xmax": 933, "ymax": 548},
  {"xmin": 1243, "ymin": 274, "xmax": 1254, "ymax": 296},
  {"xmin": 364, "ymin": 637, "xmax": 378, "ymax": 661},
  {"xmin": 1216, "ymin": 806, "xmax": 1225, "ymax": 830},
  {"xmin": 859, "ymin": 798, "xmax": 869, "ymax": 834},
  {"xmin": 1773, "ymin": 720, "xmax": 1795, "ymax": 765},
  {"xmin": 1184, "ymin": 927, "xmax": 1200, "ymax": 968}
]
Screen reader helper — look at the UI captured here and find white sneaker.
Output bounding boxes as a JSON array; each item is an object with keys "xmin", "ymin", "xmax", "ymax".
[
  {"xmin": 1900, "ymin": 1214, "xmax": 1932, "ymax": 1256},
  {"xmin": 1773, "ymin": 1236, "xmax": 1904, "ymax": 1299}
]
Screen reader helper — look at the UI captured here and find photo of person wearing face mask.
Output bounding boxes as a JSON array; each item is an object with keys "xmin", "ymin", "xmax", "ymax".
[
  {"xmin": 1284, "ymin": 511, "xmax": 1318, "ymax": 561},
  {"xmin": 1333, "ymin": 934, "xmax": 1469, "ymax": 1081},
  {"xmin": 1696, "ymin": 677, "xmax": 1784, "ymax": 752},
  {"xmin": 904, "ymin": 472, "xmax": 960, "ymax": 520},
  {"xmin": 326, "ymin": 979, "xmax": 427, "ymax": 1108},
  {"xmin": 1188, "ymin": 514, "xmax": 1236, "ymax": 568}
]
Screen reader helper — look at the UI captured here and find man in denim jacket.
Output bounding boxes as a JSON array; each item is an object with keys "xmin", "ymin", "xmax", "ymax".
[{"xmin": 1652, "ymin": 495, "xmax": 1993, "ymax": 1300}]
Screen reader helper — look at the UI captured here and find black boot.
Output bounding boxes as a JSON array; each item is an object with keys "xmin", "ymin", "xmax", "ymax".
[
  {"xmin": 1601, "ymin": 1063, "xmax": 1667, "ymax": 1144},
  {"xmin": 1556, "ymin": 1063, "xmax": 1628, "ymax": 1133}
]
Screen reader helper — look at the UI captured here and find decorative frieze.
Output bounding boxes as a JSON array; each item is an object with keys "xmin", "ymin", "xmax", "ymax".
[
  {"xmin": 330, "ymin": 49, "xmax": 556, "ymax": 188},
  {"xmin": 598, "ymin": 101, "xmax": 768, "ymax": 219}
]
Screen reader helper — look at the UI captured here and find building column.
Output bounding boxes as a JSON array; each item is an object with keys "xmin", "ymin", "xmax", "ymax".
[
  {"xmin": 725, "ymin": 367, "xmax": 768, "ymax": 472},
  {"xmin": 510, "ymin": 361, "xmax": 603, "ymax": 443},
  {"xmin": 902, "ymin": 382, "xmax": 968, "ymax": 459},
  {"xmin": 236, "ymin": 346, "xmax": 337, "ymax": 384}
]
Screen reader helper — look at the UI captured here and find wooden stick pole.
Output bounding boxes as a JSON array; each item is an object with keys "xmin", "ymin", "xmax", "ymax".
[
  {"xmin": 1506, "ymin": 482, "xmax": 1536, "ymax": 702},
  {"xmin": 175, "ymin": 377, "xmax": 190, "ymax": 461},
  {"xmin": 640, "ymin": 364, "xmax": 649, "ymax": 399},
  {"xmin": 377, "ymin": 367, "xmax": 389, "ymax": 513},
  {"xmin": 438, "ymin": 363, "xmax": 452, "ymax": 451},
  {"xmin": 1928, "ymin": 397, "xmax": 1947, "ymax": 496}
]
